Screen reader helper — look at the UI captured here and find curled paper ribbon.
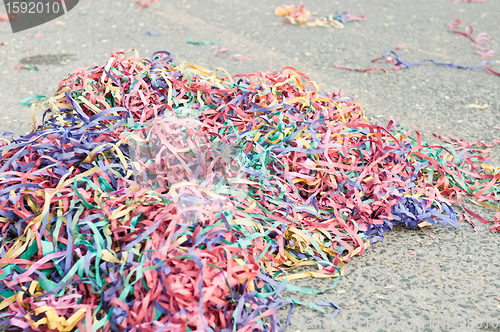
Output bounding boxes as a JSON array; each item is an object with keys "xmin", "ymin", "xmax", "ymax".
[{"xmin": 448, "ymin": 19, "xmax": 500, "ymax": 76}]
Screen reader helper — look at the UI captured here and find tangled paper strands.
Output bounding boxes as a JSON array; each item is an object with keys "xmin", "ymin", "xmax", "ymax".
[
  {"xmin": 371, "ymin": 20, "xmax": 500, "ymax": 75},
  {"xmin": 275, "ymin": 3, "xmax": 364, "ymax": 28},
  {"xmin": 334, "ymin": 49, "xmax": 490, "ymax": 74},
  {"xmin": 336, "ymin": 20, "xmax": 499, "ymax": 76},
  {"xmin": 371, "ymin": 50, "xmax": 493, "ymax": 71},
  {"xmin": 1, "ymin": 50, "xmax": 499, "ymax": 332}
]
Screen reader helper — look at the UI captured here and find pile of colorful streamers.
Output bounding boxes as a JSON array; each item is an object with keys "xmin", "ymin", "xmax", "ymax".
[
  {"xmin": 275, "ymin": 3, "xmax": 364, "ymax": 28},
  {"xmin": 1, "ymin": 50, "xmax": 499, "ymax": 331}
]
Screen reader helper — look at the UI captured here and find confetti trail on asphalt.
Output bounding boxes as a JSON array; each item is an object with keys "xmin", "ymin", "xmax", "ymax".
[
  {"xmin": 0, "ymin": 51, "xmax": 499, "ymax": 331},
  {"xmin": 275, "ymin": 3, "xmax": 364, "ymax": 28},
  {"xmin": 372, "ymin": 50, "xmax": 492, "ymax": 71},
  {"xmin": 336, "ymin": 20, "xmax": 499, "ymax": 76}
]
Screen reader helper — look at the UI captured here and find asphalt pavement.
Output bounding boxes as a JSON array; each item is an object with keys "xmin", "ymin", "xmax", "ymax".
[{"xmin": 1, "ymin": 0, "xmax": 499, "ymax": 331}]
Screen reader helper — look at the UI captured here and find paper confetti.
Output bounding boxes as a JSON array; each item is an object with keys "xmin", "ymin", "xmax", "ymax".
[
  {"xmin": 448, "ymin": 19, "xmax": 500, "ymax": 76},
  {"xmin": 14, "ymin": 64, "xmax": 39, "ymax": 71},
  {"xmin": 187, "ymin": 38, "xmax": 220, "ymax": 45},
  {"xmin": 215, "ymin": 47, "xmax": 229, "ymax": 56},
  {"xmin": 0, "ymin": 50, "xmax": 499, "ymax": 331},
  {"xmin": 19, "ymin": 94, "xmax": 46, "ymax": 105},
  {"xmin": 466, "ymin": 103, "xmax": 489, "ymax": 109},
  {"xmin": 229, "ymin": 55, "xmax": 252, "ymax": 61},
  {"xmin": 275, "ymin": 3, "xmax": 364, "ymax": 28}
]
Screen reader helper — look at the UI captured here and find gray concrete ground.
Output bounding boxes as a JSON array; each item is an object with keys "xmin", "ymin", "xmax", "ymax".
[{"xmin": 1, "ymin": 0, "xmax": 500, "ymax": 331}]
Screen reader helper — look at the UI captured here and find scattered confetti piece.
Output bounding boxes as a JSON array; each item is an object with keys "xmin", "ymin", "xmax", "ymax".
[
  {"xmin": 418, "ymin": 221, "xmax": 433, "ymax": 228},
  {"xmin": 317, "ymin": 301, "xmax": 341, "ymax": 319},
  {"xmin": 229, "ymin": 54, "xmax": 252, "ymax": 61},
  {"xmin": 466, "ymin": 103, "xmax": 489, "ymax": 109},
  {"xmin": 462, "ymin": 205, "xmax": 494, "ymax": 226},
  {"xmin": 145, "ymin": 30, "xmax": 160, "ymax": 36},
  {"xmin": 430, "ymin": 235, "xmax": 438, "ymax": 239},
  {"xmin": 187, "ymin": 38, "xmax": 220, "ymax": 45},
  {"xmin": 334, "ymin": 63, "xmax": 386, "ymax": 73},
  {"xmin": 215, "ymin": 47, "xmax": 229, "ymax": 56},
  {"xmin": 19, "ymin": 94, "xmax": 46, "ymax": 105},
  {"xmin": 136, "ymin": 0, "xmax": 159, "ymax": 8},
  {"xmin": 26, "ymin": 34, "xmax": 44, "ymax": 38},
  {"xmin": 410, "ymin": 252, "xmax": 417, "ymax": 255},
  {"xmin": 385, "ymin": 285, "xmax": 395, "ymax": 289},
  {"xmin": 431, "ymin": 132, "xmax": 500, "ymax": 154},
  {"xmin": 461, "ymin": 213, "xmax": 477, "ymax": 232},
  {"xmin": 0, "ymin": 14, "xmax": 8, "ymax": 22},
  {"xmin": 395, "ymin": 43, "xmax": 404, "ymax": 50}
]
